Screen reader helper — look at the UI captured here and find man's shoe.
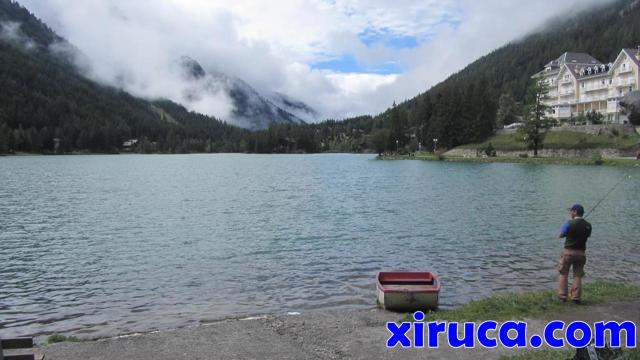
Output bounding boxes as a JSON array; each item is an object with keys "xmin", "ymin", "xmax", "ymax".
[
  {"xmin": 558, "ymin": 297, "xmax": 567, "ymax": 302},
  {"xmin": 572, "ymin": 299, "xmax": 581, "ymax": 305}
]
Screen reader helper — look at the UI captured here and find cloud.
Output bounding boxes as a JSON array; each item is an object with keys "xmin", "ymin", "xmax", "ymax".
[
  {"xmin": 0, "ymin": 21, "xmax": 36, "ymax": 50},
  {"xmin": 18, "ymin": 0, "xmax": 616, "ymax": 122}
]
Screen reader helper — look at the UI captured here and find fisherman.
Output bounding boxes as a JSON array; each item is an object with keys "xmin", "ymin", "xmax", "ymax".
[{"xmin": 557, "ymin": 204, "xmax": 592, "ymax": 304}]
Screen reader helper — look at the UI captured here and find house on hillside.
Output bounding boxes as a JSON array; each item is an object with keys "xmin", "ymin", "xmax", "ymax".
[
  {"xmin": 533, "ymin": 47, "xmax": 640, "ymax": 123},
  {"xmin": 122, "ymin": 139, "xmax": 139, "ymax": 152}
]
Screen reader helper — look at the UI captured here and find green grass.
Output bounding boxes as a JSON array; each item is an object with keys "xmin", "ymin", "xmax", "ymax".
[
  {"xmin": 461, "ymin": 131, "xmax": 640, "ymax": 151},
  {"xmin": 405, "ymin": 281, "xmax": 640, "ymax": 323},
  {"xmin": 380, "ymin": 153, "xmax": 640, "ymax": 166},
  {"xmin": 47, "ymin": 334, "xmax": 81, "ymax": 344}
]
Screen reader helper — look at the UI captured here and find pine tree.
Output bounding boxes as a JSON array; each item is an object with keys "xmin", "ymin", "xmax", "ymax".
[{"xmin": 519, "ymin": 80, "xmax": 555, "ymax": 156}]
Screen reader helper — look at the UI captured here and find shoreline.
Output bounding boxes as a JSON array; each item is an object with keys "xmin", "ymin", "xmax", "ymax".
[
  {"xmin": 36, "ymin": 282, "xmax": 640, "ymax": 359},
  {"xmin": 39, "ymin": 298, "xmax": 640, "ymax": 360},
  {"xmin": 378, "ymin": 153, "xmax": 640, "ymax": 166},
  {"xmin": 0, "ymin": 151, "xmax": 376, "ymax": 157}
]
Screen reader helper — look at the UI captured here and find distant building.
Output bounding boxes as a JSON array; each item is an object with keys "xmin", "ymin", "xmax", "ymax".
[
  {"xmin": 533, "ymin": 47, "xmax": 640, "ymax": 123},
  {"xmin": 122, "ymin": 139, "xmax": 138, "ymax": 151}
]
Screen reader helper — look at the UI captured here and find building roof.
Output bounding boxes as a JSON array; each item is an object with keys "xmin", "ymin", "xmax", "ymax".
[
  {"xmin": 567, "ymin": 63, "xmax": 614, "ymax": 79},
  {"xmin": 622, "ymin": 48, "xmax": 640, "ymax": 67},
  {"xmin": 545, "ymin": 52, "xmax": 602, "ymax": 68},
  {"xmin": 537, "ymin": 48, "xmax": 639, "ymax": 80}
]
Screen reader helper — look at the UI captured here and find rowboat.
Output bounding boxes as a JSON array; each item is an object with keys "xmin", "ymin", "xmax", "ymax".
[{"xmin": 376, "ymin": 272, "xmax": 441, "ymax": 311}]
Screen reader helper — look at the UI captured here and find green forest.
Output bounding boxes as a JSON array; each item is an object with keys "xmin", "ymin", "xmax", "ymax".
[{"xmin": 1, "ymin": 0, "xmax": 639, "ymax": 155}]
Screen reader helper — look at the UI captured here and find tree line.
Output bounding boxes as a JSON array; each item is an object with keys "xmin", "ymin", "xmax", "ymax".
[{"xmin": 1, "ymin": 0, "xmax": 639, "ymax": 155}]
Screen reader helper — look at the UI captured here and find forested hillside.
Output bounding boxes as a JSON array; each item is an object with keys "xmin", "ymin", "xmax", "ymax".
[
  {"xmin": 0, "ymin": 0, "xmax": 248, "ymax": 153},
  {"xmin": 1, "ymin": 0, "xmax": 639, "ymax": 154},
  {"xmin": 240, "ymin": 0, "xmax": 640, "ymax": 154},
  {"xmin": 383, "ymin": 0, "xmax": 640, "ymax": 150}
]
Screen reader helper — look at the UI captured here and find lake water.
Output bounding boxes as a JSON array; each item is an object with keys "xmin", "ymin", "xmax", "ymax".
[{"xmin": 1, "ymin": 154, "xmax": 639, "ymax": 339}]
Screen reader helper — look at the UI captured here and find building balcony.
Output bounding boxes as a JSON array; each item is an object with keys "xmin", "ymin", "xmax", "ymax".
[
  {"xmin": 615, "ymin": 78, "xmax": 636, "ymax": 87},
  {"xmin": 583, "ymin": 86, "xmax": 608, "ymax": 92},
  {"xmin": 581, "ymin": 97, "xmax": 608, "ymax": 103}
]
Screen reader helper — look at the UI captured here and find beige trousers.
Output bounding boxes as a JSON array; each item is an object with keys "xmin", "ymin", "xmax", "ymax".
[{"xmin": 557, "ymin": 248, "xmax": 586, "ymax": 301}]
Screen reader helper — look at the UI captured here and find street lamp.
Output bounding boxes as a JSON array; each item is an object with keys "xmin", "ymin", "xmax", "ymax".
[
  {"xmin": 396, "ymin": 139, "xmax": 399, "ymax": 153},
  {"xmin": 433, "ymin": 138, "xmax": 438, "ymax": 153}
]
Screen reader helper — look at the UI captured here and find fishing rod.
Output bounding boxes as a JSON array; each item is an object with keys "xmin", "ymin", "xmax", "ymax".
[{"xmin": 583, "ymin": 164, "xmax": 637, "ymax": 219}]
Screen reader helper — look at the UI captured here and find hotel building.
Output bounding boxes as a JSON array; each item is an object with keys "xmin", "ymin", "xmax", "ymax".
[{"xmin": 534, "ymin": 48, "xmax": 640, "ymax": 123}]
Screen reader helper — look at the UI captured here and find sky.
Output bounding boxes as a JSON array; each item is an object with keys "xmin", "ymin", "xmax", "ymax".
[{"xmin": 18, "ymin": 0, "xmax": 613, "ymax": 124}]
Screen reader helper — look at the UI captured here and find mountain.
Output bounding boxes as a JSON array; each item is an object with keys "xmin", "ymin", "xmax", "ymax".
[
  {"xmin": 374, "ymin": 0, "xmax": 640, "ymax": 150},
  {"xmin": 244, "ymin": 0, "xmax": 640, "ymax": 154},
  {"xmin": 179, "ymin": 56, "xmax": 309, "ymax": 130},
  {"xmin": 2, "ymin": 0, "xmax": 639, "ymax": 155},
  {"xmin": 269, "ymin": 92, "xmax": 321, "ymax": 124},
  {"xmin": 0, "ymin": 0, "xmax": 251, "ymax": 154}
]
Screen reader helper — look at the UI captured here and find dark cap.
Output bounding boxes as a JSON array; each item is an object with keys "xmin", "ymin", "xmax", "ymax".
[{"xmin": 569, "ymin": 204, "xmax": 585, "ymax": 216}]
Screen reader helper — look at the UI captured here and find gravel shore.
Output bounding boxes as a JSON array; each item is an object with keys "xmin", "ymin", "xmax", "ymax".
[{"xmin": 40, "ymin": 299, "xmax": 640, "ymax": 360}]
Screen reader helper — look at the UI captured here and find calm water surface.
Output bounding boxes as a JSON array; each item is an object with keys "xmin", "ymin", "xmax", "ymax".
[{"xmin": 1, "ymin": 154, "xmax": 639, "ymax": 339}]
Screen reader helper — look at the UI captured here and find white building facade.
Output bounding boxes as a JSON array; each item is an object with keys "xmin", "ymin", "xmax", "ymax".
[{"xmin": 534, "ymin": 48, "xmax": 640, "ymax": 123}]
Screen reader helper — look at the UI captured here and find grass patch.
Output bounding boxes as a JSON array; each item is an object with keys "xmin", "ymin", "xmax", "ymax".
[
  {"xmin": 382, "ymin": 153, "xmax": 640, "ymax": 166},
  {"xmin": 408, "ymin": 281, "xmax": 640, "ymax": 323},
  {"xmin": 461, "ymin": 131, "xmax": 640, "ymax": 151},
  {"xmin": 47, "ymin": 334, "xmax": 81, "ymax": 344},
  {"xmin": 437, "ymin": 155, "xmax": 639, "ymax": 166}
]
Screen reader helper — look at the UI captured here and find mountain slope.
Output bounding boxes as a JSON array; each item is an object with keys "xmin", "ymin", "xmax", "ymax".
[
  {"xmin": 2, "ymin": 0, "xmax": 639, "ymax": 155},
  {"xmin": 0, "ymin": 0, "xmax": 248, "ymax": 153},
  {"xmin": 0, "ymin": 0, "xmax": 60, "ymax": 47},
  {"xmin": 377, "ymin": 0, "xmax": 640, "ymax": 150},
  {"xmin": 179, "ymin": 56, "xmax": 308, "ymax": 130},
  {"xmin": 269, "ymin": 92, "xmax": 320, "ymax": 123}
]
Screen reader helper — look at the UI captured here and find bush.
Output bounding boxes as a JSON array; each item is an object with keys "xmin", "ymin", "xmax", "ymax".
[
  {"xmin": 484, "ymin": 142, "xmax": 495, "ymax": 157},
  {"xmin": 518, "ymin": 153, "xmax": 529, "ymax": 158},
  {"xmin": 591, "ymin": 153, "xmax": 604, "ymax": 165},
  {"xmin": 47, "ymin": 334, "xmax": 80, "ymax": 344},
  {"xmin": 586, "ymin": 110, "xmax": 604, "ymax": 125}
]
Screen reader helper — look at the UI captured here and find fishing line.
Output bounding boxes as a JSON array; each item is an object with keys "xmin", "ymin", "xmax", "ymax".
[{"xmin": 583, "ymin": 164, "xmax": 637, "ymax": 219}]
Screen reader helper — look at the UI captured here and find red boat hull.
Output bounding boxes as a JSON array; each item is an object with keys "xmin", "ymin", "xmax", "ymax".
[{"xmin": 376, "ymin": 272, "xmax": 441, "ymax": 311}]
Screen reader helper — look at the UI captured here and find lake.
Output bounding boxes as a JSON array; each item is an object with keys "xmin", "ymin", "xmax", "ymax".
[{"xmin": 1, "ymin": 154, "xmax": 639, "ymax": 339}]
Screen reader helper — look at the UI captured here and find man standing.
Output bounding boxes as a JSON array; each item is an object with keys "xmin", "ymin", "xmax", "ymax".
[{"xmin": 558, "ymin": 204, "xmax": 592, "ymax": 303}]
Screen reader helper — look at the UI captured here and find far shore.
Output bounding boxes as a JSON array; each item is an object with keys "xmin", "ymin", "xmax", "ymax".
[
  {"xmin": 378, "ymin": 152, "xmax": 640, "ymax": 166},
  {"xmin": 0, "ymin": 151, "xmax": 378, "ymax": 157}
]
